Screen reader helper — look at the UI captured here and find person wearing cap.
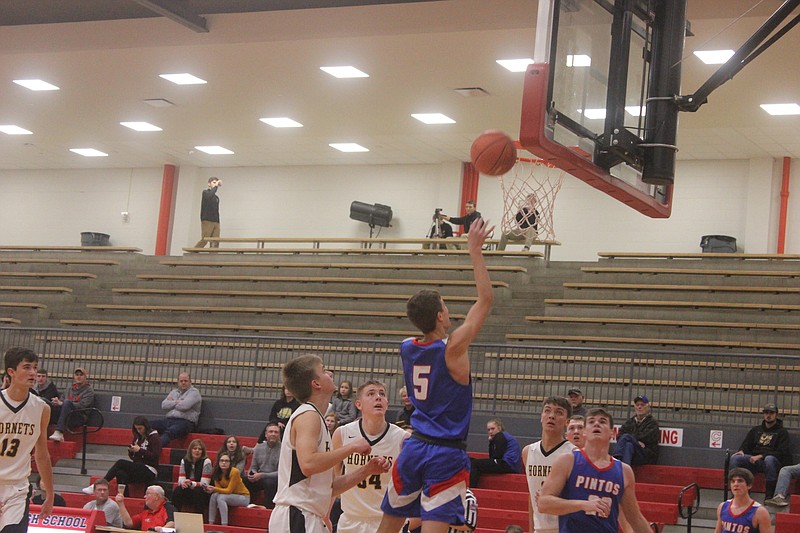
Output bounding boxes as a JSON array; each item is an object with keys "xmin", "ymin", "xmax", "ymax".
[
  {"xmin": 612, "ymin": 395, "xmax": 659, "ymax": 466},
  {"xmin": 567, "ymin": 388, "xmax": 587, "ymax": 417},
  {"xmin": 49, "ymin": 367, "xmax": 95, "ymax": 442},
  {"xmin": 730, "ymin": 403, "xmax": 792, "ymax": 501}
]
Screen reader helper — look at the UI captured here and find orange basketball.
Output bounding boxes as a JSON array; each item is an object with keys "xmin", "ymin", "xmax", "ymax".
[{"xmin": 470, "ymin": 130, "xmax": 517, "ymax": 176}]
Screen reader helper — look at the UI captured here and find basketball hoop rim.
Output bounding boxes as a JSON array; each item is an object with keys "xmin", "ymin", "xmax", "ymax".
[{"xmin": 512, "ymin": 140, "xmax": 559, "ymax": 168}]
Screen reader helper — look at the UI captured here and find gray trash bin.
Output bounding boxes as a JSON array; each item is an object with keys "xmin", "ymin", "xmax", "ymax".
[
  {"xmin": 700, "ymin": 235, "xmax": 736, "ymax": 253},
  {"xmin": 81, "ymin": 232, "xmax": 110, "ymax": 246}
]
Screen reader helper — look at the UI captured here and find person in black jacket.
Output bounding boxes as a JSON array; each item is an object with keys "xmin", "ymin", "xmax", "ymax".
[
  {"xmin": 194, "ymin": 177, "xmax": 222, "ymax": 248},
  {"xmin": 729, "ymin": 403, "xmax": 792, "ymax": 500},
  {"xmin": 441, "ymin": 200, "xmax": 481, "ymax": 235},
  {"xmin": 469, "ymin": 418, "xmax": 522, "ymax": 488},
  {"xmin": 613, "ymin": 395, "xmax": 660, "ymax": 466}
]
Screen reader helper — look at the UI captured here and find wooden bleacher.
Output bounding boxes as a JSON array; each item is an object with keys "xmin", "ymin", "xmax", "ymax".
[
  {"xmin": 598, "ymin": 252, "xmax": 800, "ymax": 260},
  {"xmin": 583, "ymin": 265, "xmax": 800, "ymax": 278},
  {"xmin": 0, "ymin": 245, "xmax": 141, "ymax": 252},
  {"xmin": 160, "ymin": 259, "xmax": 528, "ymax": 274},
  {"xmin": 111, "ymin": 287, "xmax": 479, "ymax": 302},
  {"xmin": 506, "ymin": 332, "xmax": 800, "ymax": 352},
  {"xmin": 135, "ymin": 273, "xmax": 510, "ymax": 288}
]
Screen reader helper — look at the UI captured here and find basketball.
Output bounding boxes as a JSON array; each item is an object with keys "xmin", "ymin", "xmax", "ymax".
[{"xmin": 470, "ymin": 130, "xmax": 517, "ymax": 176}]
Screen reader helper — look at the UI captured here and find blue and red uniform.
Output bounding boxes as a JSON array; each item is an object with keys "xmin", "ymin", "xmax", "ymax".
[
  {"xmin": 558, "ymin": 450, "xmax": 624, "ymax": 533},
  {"xmin": 718, "ymin": 499, "xmax": 761, "ymax": 533},
  {"xmin": 381, "ymin": 338, "xmax": 472, "ymax": 525}
]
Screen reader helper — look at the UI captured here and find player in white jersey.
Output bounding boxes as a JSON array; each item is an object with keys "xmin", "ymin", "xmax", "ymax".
[
  {"xmin": 0, "ymin": 347, "xmax": 54, "ymax": 533},
  {"xmin": 269, "ymin": 355, "xmax": 389, "ymax": 533},
  {"xmin": 333, "ymin": 380, "xmax": 408, "ymax": 533},
  {"xmin": 522, "ymin": 396, "xmax": 575, "ymax": 533}
]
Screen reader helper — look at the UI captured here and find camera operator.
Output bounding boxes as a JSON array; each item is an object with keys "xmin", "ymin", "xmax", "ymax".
[
  {"xmin": 440, "ymin": 200, "xmax": 481, "ymax": 235},
  {"xmin": 424, "ymin": 209, "xmax": 454, "ymax": 249}
]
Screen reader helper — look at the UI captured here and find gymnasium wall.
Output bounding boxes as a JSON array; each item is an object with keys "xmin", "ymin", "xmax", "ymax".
[{"xmin": 0, "ymin": 156, "xmax": 796, "ymax": 260}]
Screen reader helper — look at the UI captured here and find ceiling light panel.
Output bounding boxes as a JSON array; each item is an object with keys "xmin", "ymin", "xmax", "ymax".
[
  {"xmin": 0, "ymin": 125, "xmax": 33, "ymax": 135},
  {"xmin": 194, "ymin": 145, "xmax": 234, "ymax": 154},
  {"xmin": 13, "ymin": 79, "xmax": 60, "ymax": 91},
  {"xmin": 320, "ymin": 66, "xmax": 369, "ymax": 78},
  {"xmin": 70, "ymin": 148, "xmax": 108, "ymax": 157},
  {"xmin": 566, "ymin": 54, "xmax": 591, "ymax": 67},
  {"xmin": 260, "ymin": 117, "xmax": 303, "ymax": 128},
  {"xmin": 329, "ymin": 143, "xmax": 369, "ymax": 152},
  {"xmin": 159, "ymin": 73, "xmax": 207, "ymax": 85},
  {"xmin": 411, "ymin": 113, "xmax": 456, "ymax": 125},
  {"xmin": 496, "ymin": 59, "xmax": 534, "ymax": 72},
  {"xmin": 120, "ymin": 122, "xmax": 162, "ymax": 132},
  {"xmin": 760, "ymin": 103, "xmax": 800, "ymax": 116},
  {"xmin": 693, "ymin": 50, "xmax": 735, "ymax": 65}
]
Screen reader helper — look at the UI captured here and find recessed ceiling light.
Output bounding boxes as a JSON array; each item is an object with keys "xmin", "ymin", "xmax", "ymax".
[
  {"xmin": 624, "ymin": 106, "xmax": 646, "ymax": 117},
  {"xmin": 13, "ymin": 79, "xmax": 60, "ymax": 91},
  {"xmin": 159, "ymin": 73, "xmax": 207, "ymax": 85},
  {"xmin": 0, "ymin": 125, "xmax": 33, "ymax": 135},
  {"xmin": 120, "ymin": 122, "xmax": 162, "ymax": 132},
  {"xmin": 143, "ymin": 98, "xmax": 175, "ymax": 108},
  {"xmin": 760, "ymin": 103, "xmax": 800, "ymax": 116},
  {"xmin": 260, "ymin": 117, "xmax": 304, "ymax": 128},
  {"xmin": 320, "ymin": 66, "xmax": 369, "ymax": 78},
  {"xmin": 411, "ymin": 113, "xmax": 456, "ymax": 125},
  {"xmin": 566, "ymin": 54, "xmax": 592, "ymax": 67},
  {"xmin": 329, "ymin": 143, "xmax": 369, "ymax": 153},
  {"xmin": 194, "ymin": 145, "xmax": 234, "ymax": 155},
  {"xmin": 70, "ymin": 148, "xmax": 108, "ymax": 157},
  {"xmin": 579, "ymin": 108, "xmax": 607, "ymax": 120},
  {"xmin": 496, "ymin": 59, "xmax": 534, "ymax": 72},
  {"xmin": 693, "ymin": 50, "xmax": 735, "ymax": 65},
  {"xmin": 454, "ymin": 87, "xmax": 490, "ymax": 97}
]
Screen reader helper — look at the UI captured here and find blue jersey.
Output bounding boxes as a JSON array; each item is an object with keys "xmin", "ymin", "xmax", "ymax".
[
  {"xmin": 401, "ymin": 337, "xmax": 471, "ymax": 441},
  {"xmin": 559, "ymin": 450, "xmax": 624, "ymax": 533},
  {"xmin": 718, "ymin": 499, "xmax": 761, "ymax": 533}
]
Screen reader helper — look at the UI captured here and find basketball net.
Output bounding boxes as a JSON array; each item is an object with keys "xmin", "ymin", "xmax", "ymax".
[{"xmin": 497, "ymin": 147, "xmax": 565, "ymax": 242}]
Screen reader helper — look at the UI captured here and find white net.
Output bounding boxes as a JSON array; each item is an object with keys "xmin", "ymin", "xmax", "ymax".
[{"xmin": 497, "ymin": 153, "xmax": 565, "ymax": 242}]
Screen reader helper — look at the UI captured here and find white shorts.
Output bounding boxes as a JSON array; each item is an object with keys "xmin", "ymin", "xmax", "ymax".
[
  {"xmin": 336, "ymin": 514, "xmax": 382, "ymax": 533},
  {"xmin": 0, "ymin": 481, "xmax": 31, "ymax": 532},
  {"xmin": 268, "ymin": 504, "xmax": 328, "ymax": 533}
]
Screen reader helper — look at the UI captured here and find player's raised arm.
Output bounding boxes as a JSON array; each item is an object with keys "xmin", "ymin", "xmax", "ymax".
[
  {"xmin": 445, "ymin": 217, "xmax": 494, "ymax": 382},
  {"xmin": 293, "ymin": 411, "xmax": 371, "ymax": 477}
]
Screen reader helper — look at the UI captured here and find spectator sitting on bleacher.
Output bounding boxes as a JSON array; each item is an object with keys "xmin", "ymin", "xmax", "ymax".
[
  {"xmin": 567, "ymin": 388, "xmax": 587, "ymax": 417},
  {"xmin": 730, "ymin": 403, "xmax": 792, "ymax": 501},
  {"xmin": 116, "ymin": 485, "xmax": 175, "ymax": 532},
  {"xmin": 765, "ymin": 460, "xmax": 800, "ymax": 507},
  {"xmin": 612, "ymin": 395, "xmax": 659, "ymax": 466},
  {"xmin": 394, "ymin": 386, "xmax": 414, "ymax": 427},
  {"xmin": 325, "ymin": 412, "xmax": 339, "ymax": 435},
  {"xmin": 171, "ymin": 438, "xmax": 212, "ymax": 514},
  {"xmin": 269, "ymin": 387, "xmax": 300, "ymax": 437},
  {"xmin": 82, "ymin": 416, "xmax": 161, "ymax": 496},
  {"xmin": 33, "ymin": 368, "xmax": 60, "ymax": 411},
  {"xmin": 206, "ymin": 451, "xmax": 250, "ymax": 526},
  {"xmin": 566, "ymin": 415, "xmax": 586, "ymax": 448},
  {"xmin": 49, "ymin": 367, "xmax": 95, "ymax": 442},
  {"xmin": 244, "ymin": 423, "xmax": 281, "ymax": 509},
  {"xmin": 218, "ymin": 435, "xmax": 254, "ymax": 473},
  {"xmin": 469, "ymin": 417, "xmax": 522, "ymax": 488},
  {"xmin": 150, "ymin": 372, "xmax": 202, "ymax": 448},
  {"xmin": 328, "ymin": 379, "xmax": 359, "ymax": 425},
  {"xmin": 715, "ymin": 468, "xmax": 773, "ymax": 533},
  {"xmin": 83, "ymin": 479, "xmax": 123, "ymax": 528}
]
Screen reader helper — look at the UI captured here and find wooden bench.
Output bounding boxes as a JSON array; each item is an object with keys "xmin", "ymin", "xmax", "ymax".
[
  {"xmin": 526, "ymin": 315, "xmax": 800, "ymax": 332},
  {"xmin": 0, "ymin": 257, "xmax": 120, "ymax": 266},
  {"xmin": 0, "ymin": 301, "xmax": 46, "ymax": 309},
  {"xmin": 0, "ymin": 245, "xmax": 141, "ymax": 252},
  {"xmin": 183, "ymin": 246, "xmax": 543, "ymax": 259},
  {"xmin": 0, "ymin": 271, "xmax": 97, "ymax": 279},
  {"xmin": 563, "ymin": 282, "xmax": 800, "ymax": 294},
  {"xmin": 112, "ymin": 288, "xmax": 478, "ymax": 302},
  {"xmin": 0, "ymin": 285, "xmax": 72, "ymax": 294},
  {"xmin": 506, "ymin": 333, "xmax": 800, "ymax": 352},
  {"xmin": 87, "ymin": 303, "xmax": 466, "ymax": 320},
  {"xmin": 582, "ymin": 266, "xmax": 800, "ymax": 278},
  {"xmin": 0, "ymin": 317, "xmax": 21, "ymax": 324},
  {"xmin": 160, "ymin": 259, "xmax": 527, "ymax": 274},
  {"xmin": 544, "ymin": 298, "xmax": 800, "ymax": 312},
  {"xmin": 60, "ymin": 319, "xmax": 417, "ymax": 337},
  {"xmin": 599, "ymin": 252, "xmax": 800, "ymax": 260},
  {"xmin": 136, "ymin": 273, "xmax": 510, "ymax": 288}
]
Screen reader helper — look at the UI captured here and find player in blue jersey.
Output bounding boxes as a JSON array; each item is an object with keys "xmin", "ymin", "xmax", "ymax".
[
  {"xmin": 538, "ymin": 408, "xmax": 652, "ymax": 533},
  {"xmin": 715, "ymin": 468, "xmax": 772, "ymax": 533},
  {"xmin": 377, "ymin": 217, "xmax": 494, "ymax": 533}
]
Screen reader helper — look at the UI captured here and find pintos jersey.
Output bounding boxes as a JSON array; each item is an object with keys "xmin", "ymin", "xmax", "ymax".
[
  {"xmin": 526, "ymin": 440, "xmax": 576, "ymax": 533},
  {"xmin": 0, "ymin": 390, "xmax": 46, "ymax": 484},
  {"xmin": 401, "ymin": 338, "xmax": 471, "ymax": 441},
  {"xmin": 718, "ymin": 499, "xmax": 761, "ymax": 533},
  {"xmin": 339, "ymin": 419, "xmax": 407, "ymax": 520},
  {"xmin": 272, "ymin": 403, "xmax": 333, "ymax": 518},
  {"xmin": 559, "ymin": 449, "xmax": 624, "ymax": 533}
]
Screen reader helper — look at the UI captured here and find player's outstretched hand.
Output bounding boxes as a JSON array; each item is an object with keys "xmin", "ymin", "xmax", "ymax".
[
  {"xmin": 467, "ymin": 217, "xmax": 494, "ymax": 252},
  {"xmin": 365, "ymin": 456, "xmax": 391, "ymax": 475},
  {"xmin": 349, "ymin": 437, "xmax": 372, "ymax": 455}
]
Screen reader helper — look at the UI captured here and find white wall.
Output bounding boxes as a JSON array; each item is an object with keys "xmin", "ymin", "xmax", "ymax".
[{"xmin": 1, "ymin": 157, "xmax": 797, "ymax": 261}]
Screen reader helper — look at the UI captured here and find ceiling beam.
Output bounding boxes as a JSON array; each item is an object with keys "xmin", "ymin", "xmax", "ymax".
[{"xmin": 132, "ymin": 0, "xmax": 208, "ymax": 32}]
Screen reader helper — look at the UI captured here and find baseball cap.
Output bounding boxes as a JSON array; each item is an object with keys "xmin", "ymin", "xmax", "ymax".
[
  {"xmin": 567, "ymin": 388, "xmax": 583, "ymax": 396},
  {"xmin": 763, "ymin": 403, "xmax": 778, "ymax": 413},
  {"xmin": 74, "ymin": 367, "xmax": 87, "ymax": 375},
  {"xmin": 634, "ymin": 395, "xmax": 649, "ymax": 404}
]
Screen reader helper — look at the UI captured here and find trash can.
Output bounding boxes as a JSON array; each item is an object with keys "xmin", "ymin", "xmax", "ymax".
[
  {"xmin": 700, "ymin": 235, "xmax": 736, "ymax": 253},
  {"xmin": 80, "ymin": 232, "xmax": 110, "ymax": 246}
]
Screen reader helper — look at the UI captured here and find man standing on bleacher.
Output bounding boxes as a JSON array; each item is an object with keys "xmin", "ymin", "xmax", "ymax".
[
  {"xmin": 729, "ymin": 403, "xmax": 792, "ymax": 501},
  {"xmin": 150, "ymin": 372, "xmax": 202, "ymax": 447}
]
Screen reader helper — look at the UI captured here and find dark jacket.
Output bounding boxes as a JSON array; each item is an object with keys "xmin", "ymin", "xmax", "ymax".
[
  {"xmin": 489, "ymin": 431, "xmax": 523, "ymax": 473},
  {"xmin": 448, "ymin": 211, "xmax": 481, "ymax": 233},
  {"xmin": 200, "ymin": 186, "xmax": 220, "ymax": 222},
  {"xmin": 33, "ymin": 380, "xmax": 60, "ymax": 405},
  {"xmin": 618, "ymin": 414, "xmax": 660, "ymax": 464},
  {"xmin": 129, "ymin": 430, "xmax": 162, "ymax": 470},
  {"xmin": 738, "ymin": 419, "xmax": 792, "ymax": 465}
]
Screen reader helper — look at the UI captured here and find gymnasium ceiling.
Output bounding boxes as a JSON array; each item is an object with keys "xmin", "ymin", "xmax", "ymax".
[{"xmin": 0, "ymin": 0, "xmax": 798, "ymax": 170}]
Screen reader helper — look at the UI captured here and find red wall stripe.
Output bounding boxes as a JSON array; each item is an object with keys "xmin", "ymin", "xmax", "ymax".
[{"xmin": 154, "ymin": 164, "xmax": 177, "ymax": 256}]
